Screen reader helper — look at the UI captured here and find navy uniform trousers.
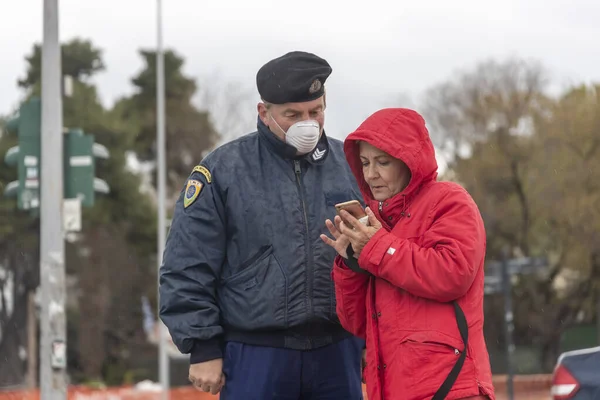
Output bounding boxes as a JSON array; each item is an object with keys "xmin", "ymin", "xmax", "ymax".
[{"xmin": 219, "ymin": 336, "xmax": 364, "ymax": 400}]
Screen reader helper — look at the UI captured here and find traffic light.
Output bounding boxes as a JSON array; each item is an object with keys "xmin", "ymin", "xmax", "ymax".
[
  {"xmin": 2, "ymin": 97, "xmax": 41, "ymax": 211},
  {"xmin": 3, "ymin": 97, "xmax": 110, "ymax": 212},
  {"xmin": 63, "ymin": 128, "xmax": 109, "ymax": 207}
]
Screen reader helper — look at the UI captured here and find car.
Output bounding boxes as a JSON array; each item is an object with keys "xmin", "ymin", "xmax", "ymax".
[{"xmin": 551, "ymin": 345, "xmax": 600, "ymax": 399}]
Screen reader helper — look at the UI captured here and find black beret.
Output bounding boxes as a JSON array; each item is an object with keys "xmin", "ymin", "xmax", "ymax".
[{"xmin": 256, "ymin": 51, "xmax": 332, "ymax": 105}]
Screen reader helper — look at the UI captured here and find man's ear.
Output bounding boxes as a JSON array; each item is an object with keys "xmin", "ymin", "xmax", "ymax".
[{"xmin": 257, "ymin": 102, "xmax": 269, "ymax": 125}]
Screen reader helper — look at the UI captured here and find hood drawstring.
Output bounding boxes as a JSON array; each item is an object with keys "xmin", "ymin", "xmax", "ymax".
[{"xmin": 400, "ymin": 194, "xmax": 411, "ymax": 218}]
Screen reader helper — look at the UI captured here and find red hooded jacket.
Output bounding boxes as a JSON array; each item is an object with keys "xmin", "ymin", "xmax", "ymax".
[{"xmin": 332, "ymin": 108, "xmax": 495, "ymax": 400}]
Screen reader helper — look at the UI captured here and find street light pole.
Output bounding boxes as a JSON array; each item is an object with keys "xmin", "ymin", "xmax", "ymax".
[
  {"xmin": 40, "ymin": 0, "xmax": 67, "ymax": 399},
  {"xmin": 485, "ymin": 252, "xmax": 548, "ymax": 400},
  {"xmin": 156, "ymin": 0, "xmax": 170, "ymax": 399},
  {"xmin": 501, "ymin": 248, "xmax": 515, "ymax": 400}
]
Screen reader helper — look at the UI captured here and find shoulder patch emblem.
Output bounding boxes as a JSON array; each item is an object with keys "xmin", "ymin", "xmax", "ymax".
[
  {"xmin": 192, "ymin": 165, "xmax": 212, "ymax": 183},
  {"xmin": 184, "ymin": 179, "xmax": 203, "ymax": 208}
]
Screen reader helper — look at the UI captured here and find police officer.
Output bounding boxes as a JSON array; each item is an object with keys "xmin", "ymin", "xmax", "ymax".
[{"xmin": 159, "ymin": 51, "xmax": 365, "ymax": 399}]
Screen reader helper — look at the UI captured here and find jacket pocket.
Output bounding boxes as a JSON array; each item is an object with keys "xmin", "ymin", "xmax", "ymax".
[
  {"xmin": 399, "ymin": 331, "xmax": 476, "ymax": 395},
  {"xmin": 219, "ymin": 245, "xmax": 288, "ymax": 330}
]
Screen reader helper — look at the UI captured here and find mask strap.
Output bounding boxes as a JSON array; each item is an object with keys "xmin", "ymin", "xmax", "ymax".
[{"xmin": 269, "ymin": 113, "xmax": 287, "ymax": 135}]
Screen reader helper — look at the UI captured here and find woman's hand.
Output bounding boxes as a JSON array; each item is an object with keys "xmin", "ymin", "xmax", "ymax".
[
  {"xmin": 320, "ymin": 215, "xmax": 351, "ymax": 258},
  {"xmin": 339, "ymin": 207, "xmax": 382, "ymax": 258}
]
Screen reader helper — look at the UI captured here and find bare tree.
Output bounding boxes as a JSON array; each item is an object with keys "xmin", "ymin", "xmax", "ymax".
[
  {"xmin": 196, "ymin": 70, "xmax": 258, "ymax": 147},
  {"xmin": 421, "ymin": 57, "xmax": 549, "ymax": 163},
  {"xmin": 421, "ymin": 58, "xmax": 600, "ymax": 371},
  {"xmin": 422, "ymin": 58, "xmax": 550, "ymax": 255}
]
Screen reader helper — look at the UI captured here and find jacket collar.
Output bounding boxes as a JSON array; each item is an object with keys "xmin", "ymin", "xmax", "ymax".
[{"xmin": 257, "ymin": 117, "xmax": 330, "ymax": 165}]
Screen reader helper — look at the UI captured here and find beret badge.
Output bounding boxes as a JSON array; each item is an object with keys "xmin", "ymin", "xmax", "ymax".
[{"xmin": 309, "ymin": 79, "xmax": 322, "ymax": 94}]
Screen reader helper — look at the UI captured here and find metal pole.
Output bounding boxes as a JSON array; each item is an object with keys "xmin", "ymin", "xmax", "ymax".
[
  {"xmin": 597, "ymin": 294, "xmax": 600, "ymax": 345},
  {"xmin": 40, "ymin": 0, "xmax": 67, "ymax": 399},
  {"xmin": 27, "ymin": 291, "xmax": 38, "ymax": 388},
  {"xmin": 501, "ymin": 248, "xmax": 515, "ymax": 400},
  {"xmin": 156, "ymin": 0, "xmax": 170, "ymax": 398}
]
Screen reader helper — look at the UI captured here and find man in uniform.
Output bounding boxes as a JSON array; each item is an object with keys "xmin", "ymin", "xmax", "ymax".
[{"xmin": 159, "ymin": 51, "xmax": 365, "ymax": 399}]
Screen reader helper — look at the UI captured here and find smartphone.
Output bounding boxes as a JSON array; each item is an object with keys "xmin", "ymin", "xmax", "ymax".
[{"xmin": 335, "ymin": 200, "xmax": 368, "ymax": 228}]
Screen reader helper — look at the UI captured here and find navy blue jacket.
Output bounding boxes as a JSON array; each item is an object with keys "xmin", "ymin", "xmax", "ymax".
[{"xmin": 159, "ymin": 119, "xmax": 363, "ymax": 363}]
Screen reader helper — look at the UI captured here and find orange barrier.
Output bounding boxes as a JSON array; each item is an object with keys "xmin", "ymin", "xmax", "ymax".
[
  {"xmin": 0, "ymin": 384, "xmax": 362, "ymax": 400},
  {"xmin": 492, "ymin": 375, "xmax": 552, "ymax": 400},
  {"xmin": 0, "ymin": 385, "xmax": 365, "ymax": 400},
  {"xmin": 0, "ymin": 376, "xmax": 552, "ymax": 400},
  {"xmin": 492, "ymin": 374, "xmax": 553, "ymax": 392}
]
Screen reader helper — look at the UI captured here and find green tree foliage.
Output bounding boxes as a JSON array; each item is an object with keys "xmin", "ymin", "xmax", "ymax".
[
  {"xmin": 0, "ymin": 117, "xmax": 40, "ymax": 386},
  {"xmin": 63, "ymin": 80, "xmax": 157, "ymax": 382},
  {"xmin": 18, "ymin": 38, "xmax": 105, "ymax": 91},
  {"xmin": 0, "ymin": 38, "xmax": 157, "ymax": 385},
  {"xmin": 526, "ymin": 85, "xmax": 600, "ymax": 369},
  {"xmin": 1, "ymin": 38, "xmax": 227, "ymax": 386},
  {"xmin": 113, "ymin": 49, "xmax": 220, "ymax": 195}
]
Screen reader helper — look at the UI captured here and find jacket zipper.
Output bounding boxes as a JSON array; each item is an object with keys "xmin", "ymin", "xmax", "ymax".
[{"xmin": 294, "ymin": 160, "xmax": 314, "ymax": 326}]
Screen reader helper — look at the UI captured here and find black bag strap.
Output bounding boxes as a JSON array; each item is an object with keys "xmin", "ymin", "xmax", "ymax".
[
  {"xmin": 432, "ymin": 301, "xmax": 469, "ymax": 400},
  {"xmin": 345, "ymin": 244, "xmax": 374, "ymax": 277}
]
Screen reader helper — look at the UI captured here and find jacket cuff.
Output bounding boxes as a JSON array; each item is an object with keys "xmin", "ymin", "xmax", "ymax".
[
  {"xmin": 189, "ymin": 338, "xmax": 223, "ymax": 364},
  {"xmin": 334, "ymin": 255, "xmax": 350, "ymax": 270},
  {"xmin": 358, "ymin": 229, "xmax": 396, "ymax": 275}
]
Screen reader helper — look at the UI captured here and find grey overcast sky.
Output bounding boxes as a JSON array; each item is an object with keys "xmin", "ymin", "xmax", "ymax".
[{"xmin": 1, "ymin": 0, "xmax": 599, "ymax": 148}]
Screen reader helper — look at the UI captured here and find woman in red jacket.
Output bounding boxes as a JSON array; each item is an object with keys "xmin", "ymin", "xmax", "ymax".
[{"xmin": 320, "ymin": 108, "xmax": 495, "ymax": 400}]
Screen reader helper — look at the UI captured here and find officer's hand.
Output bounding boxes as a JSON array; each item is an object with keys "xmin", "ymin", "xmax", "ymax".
[
  {"xmin": 189, "ymin": 358, "xmax": 225, "ymax": 395},
  {"xmin": 320, "ymin": 215, "xmax": 351, "ymax": 258}
]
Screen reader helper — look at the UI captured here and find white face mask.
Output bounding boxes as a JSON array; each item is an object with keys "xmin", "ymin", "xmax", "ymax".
[{"xmin": 271, "ymin": 116, "xmax": 321, "ymax": 155}]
